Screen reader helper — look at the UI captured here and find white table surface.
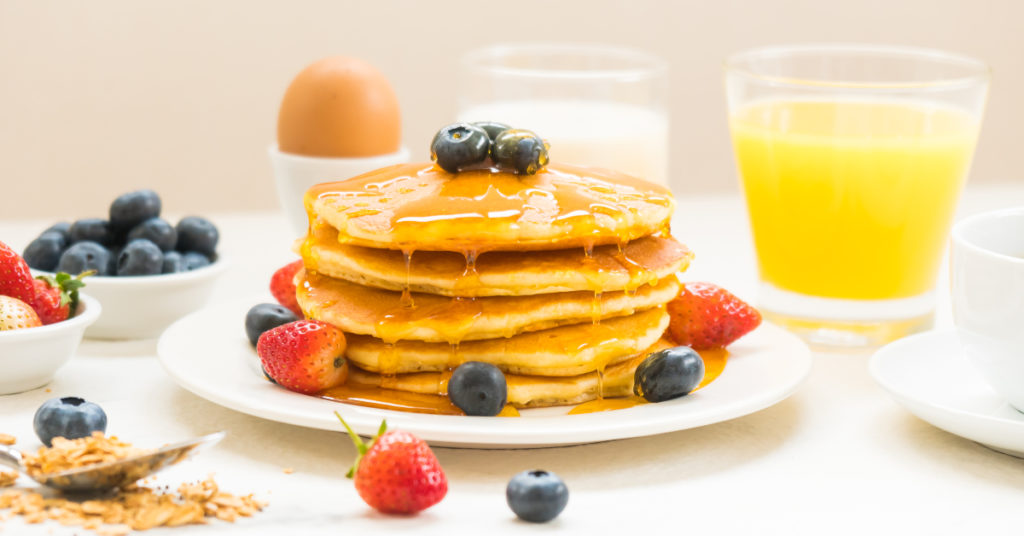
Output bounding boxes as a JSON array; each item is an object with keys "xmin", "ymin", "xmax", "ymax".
[{"xmin": 3, "ymin": 184, "xmax": 1024, "ymax": 535}]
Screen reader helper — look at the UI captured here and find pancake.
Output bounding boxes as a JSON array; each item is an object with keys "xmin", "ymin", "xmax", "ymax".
[
  {"xmin": 347, "ymin": 339, "xmax": 679, "ymax": 408},
  {"xmin": 344, "ymin": 307, "xmax": 670, "ymax": 377},
  {"xmin": 303, "ymin": 223, "xmax": 693, "ymax": 297},
  {"xmin": 297, "ymin": 270, "xmax": 679, "ymax": 343},
  {"xmin": 304, "ymin": 162, "xmax": 674, "ymax": 252}
]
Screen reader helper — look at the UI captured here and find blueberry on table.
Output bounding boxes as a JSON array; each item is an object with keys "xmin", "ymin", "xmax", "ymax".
[
  {"xmin": 430, "ymin": 123, "xmax": 491, "ymax": 173},
  {"xmin": 506, "ymin": 470, "xmax": 569, "ymax": 523},
  {"xmin": 161, "ymin": 251, "xmax": 185, "ymax": 273},
  {"xmin": 127, "ymin": 218, "xmax": 177, "ymax": 252},
  {"xmin": 23, "ymin": 232, "xmax": 68, "ymax": 271},
  {"xmin": 245, "ymin": 303, "xmax": 299, "ymax": 347},
  {"xmin": 117, "ymin": 239, "xmax": 164, "ymax": 276},
  {"xmin": 57, "ymin": 241, "xmax": 112, "ymax": 276},
  {"xmin": 471, "ymin": 121, "xmax": 511, "ymax": 141},
  {"xmin": 43, "ymin": 222, "xmax": 72, "ymax": 243},
  {"xmin": 110, "ymin": 189, "xmax": 161, "ymax": 232},
  {"xmin": 633, "ymin": 346, "xmax": 705, "ymax": 403},
  {"xmin": 69, "ymin": 218, "xmax": 115, "ymax": 246},
  {"xmin": 447, "ymin": 361, "xmax": 507, "ymax": 416},
  {"xmin": 181, "ymin": 251, "xmax": 211, "ymax": 271},
  {"xmin": 175, "ymin": 217, "xmax": 219, "ymax": 257},
  {"xmin": 492, "ymin": 129, "xmax": 549, "ymax": 175},
  {"xmin": 33, "ymin": 397, "xmax": 108, "ymax": 447}
]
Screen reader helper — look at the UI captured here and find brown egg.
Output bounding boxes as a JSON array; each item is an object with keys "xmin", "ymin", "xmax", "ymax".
[{"xmin": 277, "ymin": 56, "xmax": 401, "ymax": 157}]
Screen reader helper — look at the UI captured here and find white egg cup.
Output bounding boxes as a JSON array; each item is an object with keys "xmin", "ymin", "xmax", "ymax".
[
  {"xmin": 0, "ymin": 294, "xmax": 101, "ymax": 394},
  {"xmin": 951, "ymin": 207, "xmax": 1024, "ymax": 411},
  {"xmin": 268, "ymin": 144, "xmax": 410, "ymax": 238}
]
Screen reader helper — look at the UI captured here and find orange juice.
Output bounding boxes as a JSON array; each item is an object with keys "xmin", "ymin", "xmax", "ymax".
[{"xmin": 730, "ymin": 99, "xmax": 979, "ymax": 300}]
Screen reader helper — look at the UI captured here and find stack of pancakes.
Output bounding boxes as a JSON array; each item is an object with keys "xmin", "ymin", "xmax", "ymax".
[{"xmin": 296, "ymin": 162, "xmax": 692, "ymax": 408}]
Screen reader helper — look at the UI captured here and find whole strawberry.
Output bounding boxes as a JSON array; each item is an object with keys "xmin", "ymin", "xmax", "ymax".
[
  {"xmin": 31, "ymin": 272, "xmax": 88, "ymax": 325},
  {"xmin": 0, "ymin": 241, "xmax": 37, "ymax": 305},
  {"xmin": 667, "ymin": 282, "xmax": 762, "ymax": 350},
  {"xmin": 270, "ymin": 260, "xmax": 304, "ymax": 317},
  {"xmin": 256, "ymin": 319, "xmax": 348, "ymax": 394},
  {"xmin": 0, "ymin": 296, "xmax": 42, "ymax": 330},
  {"xmin": 336, "ymin": 414, "xmax": 447, "ymax": 515}
]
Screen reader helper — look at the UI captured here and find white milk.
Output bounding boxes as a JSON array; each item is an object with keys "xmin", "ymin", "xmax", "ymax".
[{"xmin": 458, "ymin": 100, "xmax": 669, "ymax": 186}]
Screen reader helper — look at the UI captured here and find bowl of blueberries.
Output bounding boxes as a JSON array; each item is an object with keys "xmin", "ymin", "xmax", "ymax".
[{"xmin": 24, "ymin": 190, "xmax": 228, "ymax": 339}]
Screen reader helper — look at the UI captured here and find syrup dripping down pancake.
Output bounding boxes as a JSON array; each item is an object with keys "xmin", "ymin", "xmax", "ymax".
[
  {"xmin": 296, "ymin": 270, "xmax": 678, "ymax": 343},
  {"xmin": 342, "ymin": 307, "xmax": 669, "ymax": 377},
  {"xmin": 304, "ymin": 162, "xmax": 675, "ymax": 252},
  {"xmin": 302, "ymin": 223, "xmax": 693, "ymax": 297}
]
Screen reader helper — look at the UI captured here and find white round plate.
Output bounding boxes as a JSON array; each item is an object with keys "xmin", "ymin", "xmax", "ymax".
[
  {"xmin": 870, "ymin": 329, "xmax": 1024, "ymax": 457},
  {"xmin": 157, "ymin": 299, "xmax": 812, "ymax": 448}
]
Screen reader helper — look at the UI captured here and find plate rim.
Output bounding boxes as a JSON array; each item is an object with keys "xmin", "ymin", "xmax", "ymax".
[{"xmin": 157, "ymin": 298, "xmax": 813, "ymax": 447}]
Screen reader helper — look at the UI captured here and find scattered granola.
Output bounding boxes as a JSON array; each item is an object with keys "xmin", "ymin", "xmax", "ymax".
[
  {"xmin": 282, "ymin": 467, "xmax": 294, "ymax": 475},
  {"xmin": 0, "ymin": 472, "xmax": 17, "ymax": 488},
  {"xmin": 0, "ymin": 475, "xmax": 266, "ymax": 534},
  {"xmin": 0, "ymin": 433, "xmax": 15, "ymax": 446},
  {"xmin": 23, "ymin": 432, "xmax": 149, "ymax": 477}
]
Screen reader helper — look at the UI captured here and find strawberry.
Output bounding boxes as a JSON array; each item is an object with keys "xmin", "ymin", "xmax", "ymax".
[
  {"xmin": 270, "ymin": 260, "xmax": 304, "ymax": 317},
  {"xmin": 336, "ymin": 413, "xmax": 447, "ymax": 515},
  {"xmin": 666, "ymin": 282, "xmax": 762, "ymax": 350},
  {"xmin": 256, "ymin": 320, "xmax": 348, "ymax": 394},
  {"xmin": 31, "ymin": 272, "xmax": 88, "ymax": 325},
  {"xmin": 0, "ymin": 241, "xmax": 36, "ymax": 305},
  {"xmin": 0, "ymin": 296, "xmax": 42, "ymax": 330}
]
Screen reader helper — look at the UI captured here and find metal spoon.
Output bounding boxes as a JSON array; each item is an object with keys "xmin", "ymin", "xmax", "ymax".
[{"xmin": 0, "ymin": 432, "xmax": 225, "ymax": 493}]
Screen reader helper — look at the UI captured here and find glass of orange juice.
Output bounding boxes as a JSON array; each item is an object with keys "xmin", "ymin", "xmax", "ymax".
[{"xmin": 725, "ymin": 45, "xmax": 989, "ymax": 348}]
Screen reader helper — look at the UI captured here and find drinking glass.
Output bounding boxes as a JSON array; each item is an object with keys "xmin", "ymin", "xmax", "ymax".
[
  {"xmin": 457, "ymin": 43, "xmax": 670, "ymax": 186},
  {"xmin": 725, "ymin": 44, "xmax": 989, "ymax": 348}
]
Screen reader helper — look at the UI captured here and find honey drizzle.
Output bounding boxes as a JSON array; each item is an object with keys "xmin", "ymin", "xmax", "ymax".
[{"xmin": 400, "ymin": 248, "xmax": 415, "ymax": 308}]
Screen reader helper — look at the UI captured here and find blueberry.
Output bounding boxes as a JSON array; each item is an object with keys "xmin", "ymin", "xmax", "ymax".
[
  {"xmin": 23, "ymin": 232, "xmax": 68, "ymax": 271},
  {"xmin": 245, "ymin": 303, "xmax": 298, "ymax": 347},
  {"xmin": 57, "ymin": 241, "xmax": 112, "ymax": 276},
  {"xmin": 492, "ymin": 129, "xmax": 549, "ymax": 175},
  {"xmin": 181, "ymin": 251, "xmax": 211, "ymax": 271},
  {"xmin": 175, "ymin": 217, "xmax": 218, "ymax": 256},
  {"xmin": 472, "ymin": 121, "xmax": 511, "ymax": 141},
  {"xmin": 633, "ymin": 346, "xmax": 705, "ymax": 403},
  {"xmin": 161, "ymin": 251, "xmax": 185, "ymax": 273},
  {"xmin": 506, "ymin": 470, "xmax": 569, "ymax": 523},
  {"xmin": 447, "ymin": 361, "xmax": 507, "ymax": 416},
  {"xmin": 110, "ymin": 190, "xmax": 161, "ymax": 233},
  {"xmin": 126, "ymin": 218, "xmax": 177, "ymax": 252},
  {"xmin": 33, "ymin": 397, "xmax": 108, "ymax": 447},
  {"xmin": 430, "ymin": 123, "xmax": 491, "ymax": 173},
  {"xmin": 69, "ymin": 218, "xmax": 115, "ymax": 246},
  {"xmin": 43, "ymin": 222, "xmax": 72, "ymax": 244},
  {"xmin": 116, "ymin": 239, "xmax": 163, "ymax": 276}
]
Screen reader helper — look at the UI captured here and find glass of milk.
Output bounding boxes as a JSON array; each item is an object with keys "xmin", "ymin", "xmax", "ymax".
[{"xmin": 457, "ymin": 44, "xmax": 669, "ymax": 186}]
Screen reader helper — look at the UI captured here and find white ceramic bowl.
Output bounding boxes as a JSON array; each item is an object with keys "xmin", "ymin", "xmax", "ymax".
[
  {"xmin": 268, "ymin": 143, "xmax": 410, "ymax": 238},
  {"xmin": 40, "ymin": 258, "xmax": 228, "ymax": 340},
  {"xmin": 0, "ymin": 294, "xmax": 101, "ymax": 394}
]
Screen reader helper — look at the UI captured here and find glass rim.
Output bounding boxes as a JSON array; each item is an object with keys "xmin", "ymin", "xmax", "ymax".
[
  {"xmin": 724, "ymin": 43, "xmax": 990, "ymax": 90},
  {"xmin": 461, "ymin": 43, "xmax": 669, "ymax": 81}
]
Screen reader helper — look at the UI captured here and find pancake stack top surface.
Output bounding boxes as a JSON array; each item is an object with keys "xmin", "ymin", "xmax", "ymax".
[{"xmin": 296, "ymin": 161, "xmax": 693, "ymax": 408}]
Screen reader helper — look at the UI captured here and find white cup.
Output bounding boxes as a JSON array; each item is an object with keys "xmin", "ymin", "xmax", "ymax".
[
  {"xmin": 268, "ymin": 144, "xmax": 410, "ymax": 238},
  {"xmin": 951, "ymin": 207, "xmax": 1024, "ymax": 411}
]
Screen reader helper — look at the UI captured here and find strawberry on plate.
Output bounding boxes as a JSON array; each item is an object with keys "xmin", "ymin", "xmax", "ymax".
[
  {"xmin": 667, "ymin": 281, "xmax": 762, "ymax": 350},
  {"xmin": 0, "ymin": 296, "xmax": 42, "ymax": 331},
  {"xmin": 31, "ymin": 272, "xmax": 88, "ymax": 325},
  {"xmin": 256, "ymin": 319, "xmax": 348, "ymax": 394},
  {"xmin": 270, "ymin": 260, "xmax": 304, "ymax": 318},
  {"xmin": 0, "ymin": 240, "xmax": 37, "ymax": 305},
  {"xmin": 336, "ymin": 413, "xmax": 448, "ymax": 515}
]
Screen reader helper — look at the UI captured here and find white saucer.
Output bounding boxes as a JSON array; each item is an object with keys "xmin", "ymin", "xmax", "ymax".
[
  {"xmin": 157, "ymin": 298, "xmax": 813, "ymax": 448},
  {"xmin": 869, "ymin": 329, "xmax": 1024, "ymax": 457}
]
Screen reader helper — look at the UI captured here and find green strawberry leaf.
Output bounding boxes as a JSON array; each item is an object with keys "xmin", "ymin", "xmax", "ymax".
[{"xmin": 335, "ymin": 412, "xmax": 387, "ymax": 480}]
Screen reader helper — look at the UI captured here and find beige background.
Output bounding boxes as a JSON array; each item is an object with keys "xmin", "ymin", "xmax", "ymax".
[{"xmin": 1, "ymin": 0, "xmax": 1021, "ymax": 219}]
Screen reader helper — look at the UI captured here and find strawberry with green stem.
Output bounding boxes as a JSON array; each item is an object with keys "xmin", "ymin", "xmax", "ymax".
[
  {"xmin": 336, "ymin": 412, "xmax": 447, "ymax": 515},
  {"xmin": 32, "ymin": 271, "xmax": 90, "ymax": 325}
]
